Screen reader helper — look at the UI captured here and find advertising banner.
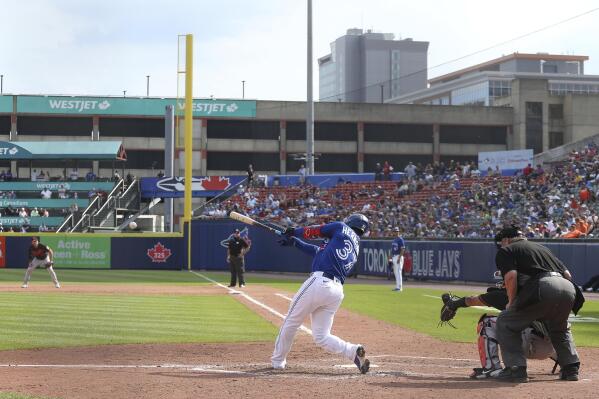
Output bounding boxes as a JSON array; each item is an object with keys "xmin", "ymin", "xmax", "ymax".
[
  {"xmin": 110, "ymin": 236, "xmax": 183, "ymax": 270},
  {"xmin": 0, "ymin": 96, "xmax": 12, "ymax": 113},
  {"xmin": 140, "ymin": 175, "xmax": 246, "ymax": 198},
  {"xmin": 0, "ymin": 236, "xmax": 5, "ymax": 267},
  {"xmin": 16, "ymin": 96, "xmax": 256, "ymax": 118},
  {"xmin": 0, "ymin": 199, "xmax": 89, "ymax": 209},
  {"xmin": 43, "ymin": 236, "xmax": 111, "ymax": 268},
  {"xmin": 478, "ymin": 149, "xmax": 533, "ymax": 174},
  {"xmin": 0, "ymin": 216, "xmax": 65, "ymax": 227},
  {"xmin": 0, "ymin": 181, "xmax": 114, "ymax": 191}
]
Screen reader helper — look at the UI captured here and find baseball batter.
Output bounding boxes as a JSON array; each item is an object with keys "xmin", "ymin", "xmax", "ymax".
[
  {"xmin": 271, "ymin": 214, "xmax": 371, "ymax": 373},
  {"xmin": 22, "ymin": 236, "xmax": 60, "ymax": 288},
  {"xmin": 390, "ymin": 228, "xmax": 405, "ymax": 291}
]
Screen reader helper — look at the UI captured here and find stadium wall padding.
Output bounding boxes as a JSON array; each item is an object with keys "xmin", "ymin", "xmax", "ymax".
[
  {"xmin": 4, "ymin": 235, "xmax": 184, "ymax": 270},
  {"xmin": 1, "ymin": 223, "xmax": 596, "ymax": 286},
  {"xmin": 190, "ymin": 220, "xmax": 596, "ymax": 286}
]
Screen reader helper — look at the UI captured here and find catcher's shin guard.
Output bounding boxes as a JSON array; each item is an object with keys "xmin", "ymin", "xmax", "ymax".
[{"xmin": 472, "ymin": 314, "xmax": 502, "ymax": 378}]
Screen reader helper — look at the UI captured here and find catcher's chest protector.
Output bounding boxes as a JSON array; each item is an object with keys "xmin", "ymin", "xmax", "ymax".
[{"xmin": 477, "ymin": 315, "xmax": 502, "ymax": 371}]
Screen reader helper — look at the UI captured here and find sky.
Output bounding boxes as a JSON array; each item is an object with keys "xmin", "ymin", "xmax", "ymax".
[{"xmin": 1, "ymin": 0, "xmax": 598, "ymax": 101}]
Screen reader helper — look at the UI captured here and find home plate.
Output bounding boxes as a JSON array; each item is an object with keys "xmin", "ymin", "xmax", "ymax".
[{"xmin": 334, "ymin": 364, "xmax": 379, "ymax": 369}]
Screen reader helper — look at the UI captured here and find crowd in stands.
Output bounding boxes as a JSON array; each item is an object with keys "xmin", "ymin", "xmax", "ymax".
[{"xmin": 202, "ymin": 142, "xmax": 599, "ymax": 239}]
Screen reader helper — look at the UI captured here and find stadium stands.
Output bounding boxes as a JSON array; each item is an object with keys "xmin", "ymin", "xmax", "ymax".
[{"xmin": 206, "ymin": 143, "xmax": 599, "ymax": 239}]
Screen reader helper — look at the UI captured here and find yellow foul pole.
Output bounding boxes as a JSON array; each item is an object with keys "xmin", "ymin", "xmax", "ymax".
[{"xmin": 184, "ymin": 34, "xmax": 193, "ymax": 270}]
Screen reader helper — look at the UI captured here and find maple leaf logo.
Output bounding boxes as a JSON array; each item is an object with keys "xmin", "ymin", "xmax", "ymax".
[
  {"xmin": 199, "ymin": 176, "xmax": 230, "ymax": 191},
  {"xmin": 147, "ymin": 242, "xmax": 172, "ymax": 263}
]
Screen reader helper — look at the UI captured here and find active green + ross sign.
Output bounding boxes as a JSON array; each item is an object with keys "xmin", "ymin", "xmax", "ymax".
[
  {"xmin": 16, "ymin": 96, "xmax": 257, "ymax": 118},
  {"xmin": 0, "ymin": 96, "xmax": 12, "ymax": 113},
  {"xmin": 44, "ymin": 236, "xmax": 111, "ymax": 269}
]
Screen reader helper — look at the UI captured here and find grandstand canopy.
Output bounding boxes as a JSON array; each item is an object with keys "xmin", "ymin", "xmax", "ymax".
[{"xmin": 0, "ymin": 141, "xmax": 126, "ymax": 160}]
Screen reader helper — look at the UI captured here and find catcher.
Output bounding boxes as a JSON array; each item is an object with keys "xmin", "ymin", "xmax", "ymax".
[
  {"xmin": 22, "ymin": 236, "xmax": 61, "ymax": 288},
  {"xmin": 440, "ymin": 287, "xmax": 557, "ymax": 379}
]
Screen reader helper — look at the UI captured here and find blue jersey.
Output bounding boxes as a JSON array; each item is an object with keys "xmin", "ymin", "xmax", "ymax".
[
  {"xmin": 290, "ymin": 221, "xmax": 360, "ymax": 284},
  {"xmin": 391, "ymin": 236, "xmax": 405, "ymax": 256}
]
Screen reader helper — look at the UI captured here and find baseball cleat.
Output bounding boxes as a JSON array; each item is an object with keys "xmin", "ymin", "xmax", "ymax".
[
  {"xmin": 55, "ymin": 283, "xmax": 61, "ymax": 288},
  {"xmin": 493, "ymin": 366, "xmax": 528, "ymax": 383},
  {"xmin": 21, "ymin": 284, "xmax": 28, "ymax": 288},
  {"xmin": 560, "ymin": 362, "xmax": 580, "ymax": 381},
  {"xmin": 469, "ymin": 367, "xmax": 502, "ymax": 379},
  {"xmin": 354, "ymin": 346, "xmax": 370, "ymax": 374}
]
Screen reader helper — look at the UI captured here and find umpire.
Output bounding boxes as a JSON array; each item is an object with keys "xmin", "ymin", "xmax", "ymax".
[
  {"xmin": 226, "ymin": 229, "xmax": 249, "ymax": 288},
  {"xmin": 494, "ymin": 225, "xmax": 583, "ymax": 383}
]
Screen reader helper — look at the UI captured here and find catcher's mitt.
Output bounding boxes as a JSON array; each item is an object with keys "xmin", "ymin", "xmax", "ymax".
[{"xmin": 438, "ymin": 293, "xmax": 461, "ymax": 328}]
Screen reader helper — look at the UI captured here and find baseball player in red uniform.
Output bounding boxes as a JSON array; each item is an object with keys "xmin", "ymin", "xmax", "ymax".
[{"xmin": 22, "ymin": 236, "xmax": 60, "ymax": 288}]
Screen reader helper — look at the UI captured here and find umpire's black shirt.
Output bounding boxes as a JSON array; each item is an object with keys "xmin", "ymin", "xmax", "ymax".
[
  {"xmin": 495, "ymin": 239, "xmax": 567, "ymax": 286},
  {"xmin": 228, "ymin": 237, "xmax": 248, "ymax": 257}
]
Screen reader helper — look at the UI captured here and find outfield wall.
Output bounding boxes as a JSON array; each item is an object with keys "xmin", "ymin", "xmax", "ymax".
[
  {"xmin": 191, "ymin": 220, "xmax": 597, "ymax": 286},
  {"xmin": 1, "ymin": 234, "xmax": 184, "ymax": 270},
  {"xmin": 0, "ymin": 221, "xmax": 596, "ymax": 287}
]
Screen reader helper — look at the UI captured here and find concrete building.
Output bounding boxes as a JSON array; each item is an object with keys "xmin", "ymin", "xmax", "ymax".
[
  {"xmin": 0, "ymin": 94, "xmax": 511, "ymax": 180},
  {"xmin": 318, "ymin": 29, "xmax": 429, "ymax": 103},
  {"xmin": 388, "ymin": 53, "xmax": 599, "ymax": 153}
]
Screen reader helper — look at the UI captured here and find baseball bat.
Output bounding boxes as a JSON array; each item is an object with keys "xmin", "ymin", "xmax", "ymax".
[{"xmin": 228, "ymin": 211, "xmax": 283, "ymax": 235}]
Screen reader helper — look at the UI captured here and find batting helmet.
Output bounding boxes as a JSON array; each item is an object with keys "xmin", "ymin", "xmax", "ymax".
[{"xmin": 344, "ymin": 213, "xmax": 370, "ymax": 237}]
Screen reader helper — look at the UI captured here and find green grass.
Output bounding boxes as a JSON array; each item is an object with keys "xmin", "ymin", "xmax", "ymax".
[
  {"xmin": 0, "ymin": 269, "xmax": 210, "ymax": 284},
  {"xmin": 0, "ymin": 269, "xmax": 596, "ymax": 350},
  {"xmin": 0, "ymin": 292, "xmax": 277, "ymax": 350}
]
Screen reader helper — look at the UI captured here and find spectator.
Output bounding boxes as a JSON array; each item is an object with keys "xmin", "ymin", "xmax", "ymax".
[
  {"xmin": 522, "ymin": 163, "xmax": 533, "ymax": 177},
  {"xmin": 31, "ymin": 169, "xmax": 38, "ymax": 181},
  {"xmin": 298, "ymin": 164, "xmax": 306, "ymax": 186},
  {"xmin": 18, "ymin": 208, "xmax": 28, "ymax": 218},
  {"xmin": 113, "ymin": 170, "xmax": 122, "ymax": 181},
  {"xmin": 383, "ymin": 161, "xmax": 394, "ymax": 181},
  {"xmin": 125, "ymin": 172, "xmax": 134, "ymax": 186},
  {"xmin": 4, "ymin": 170, "xmax": 12, "ymax": 181},
  {"xmin": 30, "ymin": 208, "xmax": 39, "ymax": 217},
  {"xmin": 374, "ymin": 163, "xmax": 383, "ymax": 181},
  {"xmin": 404, "ymin": 162, "xmax": 417, "ymax": 179},
  {"xmin": 157, "ymin": 170, "xmax": 165, "ymax": 178},
  {"xmin": 58, "ymin": 184, "xmax": 67, "ymax": 199},
  {"xmin": 41, "ymin": 187, "xmax": 52, "ymax": 199},
  {"xmin": 69, "ymin": 168, "xmax": 79, "ymax": 181},
  {"xmin": 247, "ymin": 164, "xmax": 255, "ymax": 187},
  {"xmin": 86, "ymin": 171, "xmax": 96, "ymax": 181}
]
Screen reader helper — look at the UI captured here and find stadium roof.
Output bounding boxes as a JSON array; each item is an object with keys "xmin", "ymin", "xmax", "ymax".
[
  {"xmin": 0, "ymin": 141, "xmax": 126, "ymax": 160},
  {"xmin": 429, "ymin": 52, "xmax": 589, "ymax": 85}
]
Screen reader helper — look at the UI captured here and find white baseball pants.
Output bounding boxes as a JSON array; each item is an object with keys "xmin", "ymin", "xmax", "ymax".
[
  {"xmin": 23, "ymin": 257, "xmax": 60, "ymax": 287},
  {"xmin": 392, "ymin": 255, "xmax": 404, "ymax": 291},
  {"xmin": 271, "ymin": 271, "xmax": 360, "ymax": 369}
]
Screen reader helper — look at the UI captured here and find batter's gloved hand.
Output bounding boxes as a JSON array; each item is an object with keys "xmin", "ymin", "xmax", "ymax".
[{"xmin": 439, "ymin": 293, "xmax": 461, "ymax": 328}]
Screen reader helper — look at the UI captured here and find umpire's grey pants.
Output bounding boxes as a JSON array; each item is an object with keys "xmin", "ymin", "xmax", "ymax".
[{"xmin": 497, "ymin": 276, "xmax": 579, "ymax": 368}]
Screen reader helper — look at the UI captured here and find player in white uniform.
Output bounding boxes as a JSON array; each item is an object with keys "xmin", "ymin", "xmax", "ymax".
[
  {"xmin": 271, "ymin": 214, "xmax": 371, "ymax": 373},
  {"xmin": 390, "ymin": 227, "xmax": 405, "ymax": 291}
]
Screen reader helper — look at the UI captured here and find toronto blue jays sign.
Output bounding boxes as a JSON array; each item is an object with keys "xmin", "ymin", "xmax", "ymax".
[{"xmin": 140, "ymin": 176, "xmax": 246, "ymax": 198}]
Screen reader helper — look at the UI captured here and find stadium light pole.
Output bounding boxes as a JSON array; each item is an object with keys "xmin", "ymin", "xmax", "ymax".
[
  {"xmin": 146, "ymin": 75, "xmax": 150, "ymax": 97},
  {"xmin": 306, "ymin": 0, "xmax": 315, "ymax": 175},
  {"xmin": 123, "ymin": 90, "xmax": 127, "ymax": 98},
  {"xmin": 0, "ymin": 75, "xmax": 3, "ymax": 94},
  {"xmin": 242, "ymin": 80, "xmax": 245, "ymax": 99}
]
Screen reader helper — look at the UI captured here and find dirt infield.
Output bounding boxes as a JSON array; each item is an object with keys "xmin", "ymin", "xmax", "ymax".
[{"xmin": 0, "ymin": 282, "xmax": 597, "ymax": 399}]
